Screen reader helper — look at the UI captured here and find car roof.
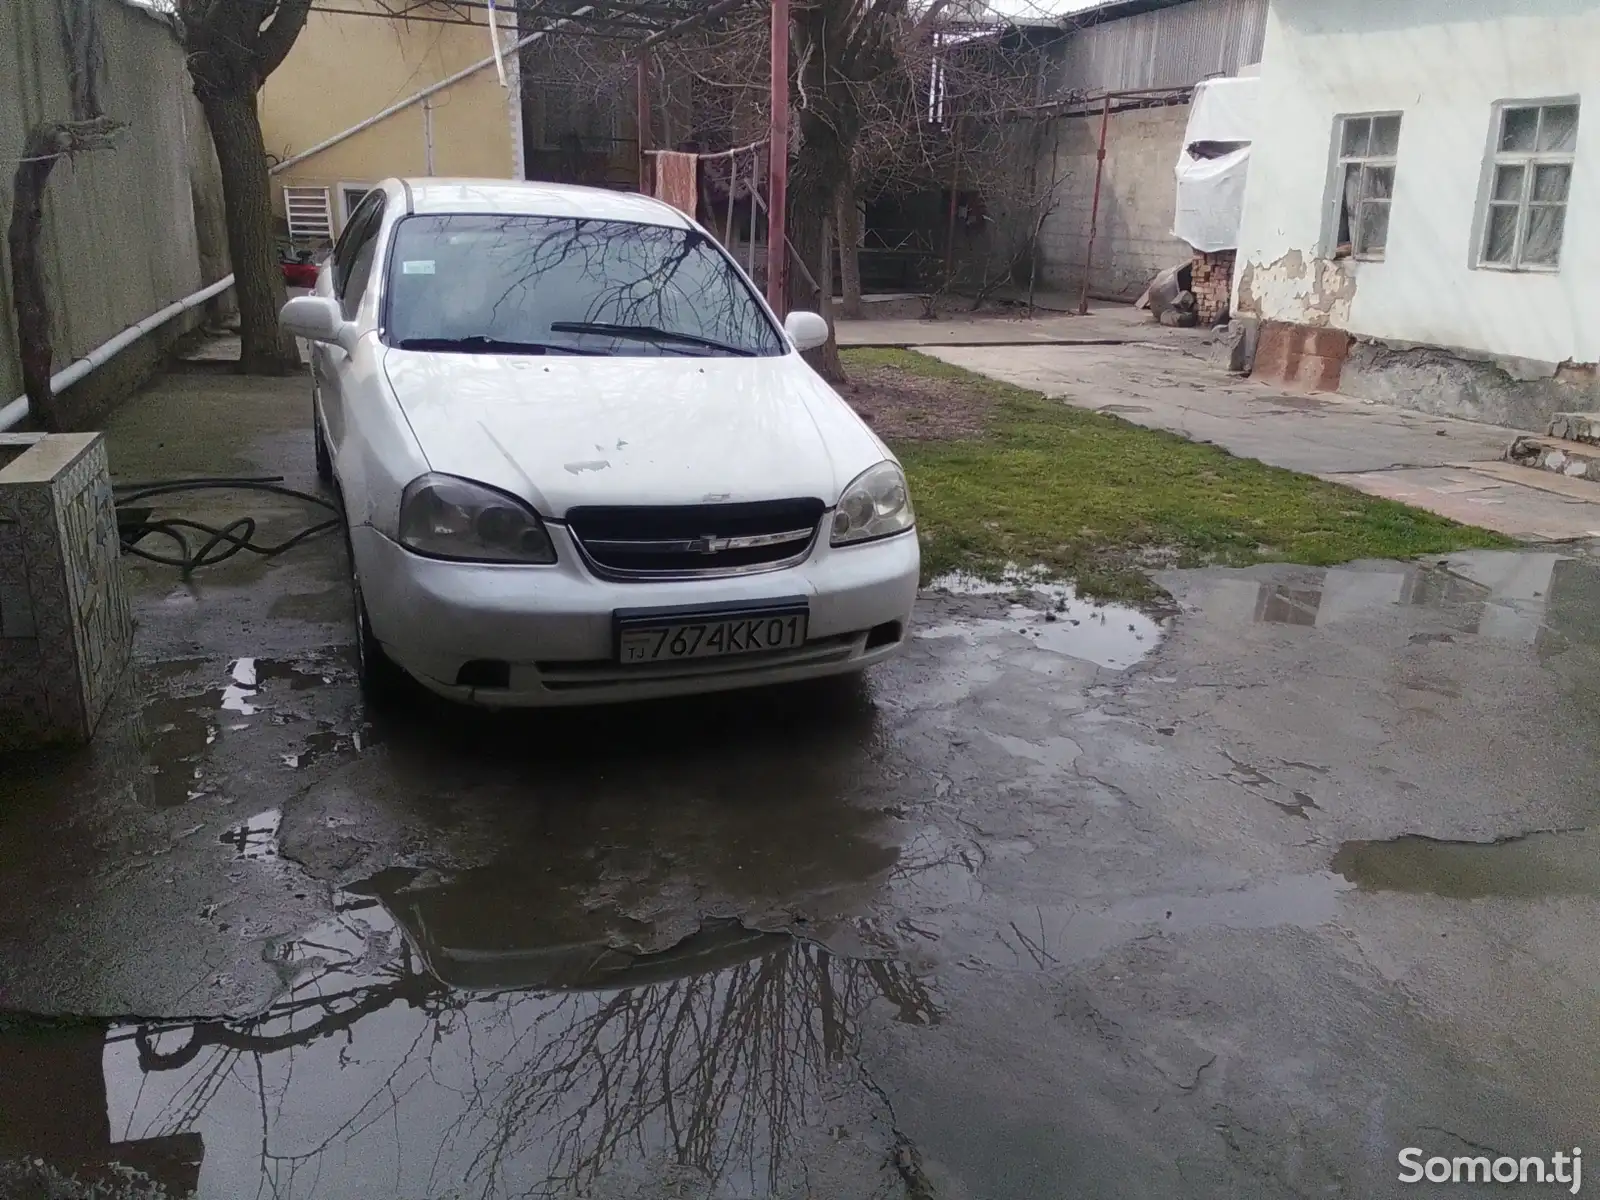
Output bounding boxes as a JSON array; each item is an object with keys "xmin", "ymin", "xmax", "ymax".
[{"xmin": 393, "ymin": 178, "xmax": 691, "ymax": 229}]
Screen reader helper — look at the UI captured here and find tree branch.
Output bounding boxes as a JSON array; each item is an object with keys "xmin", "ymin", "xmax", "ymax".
[{"xmin": 255, "ymin": 0, "xmax": 315, "ymax": 79}]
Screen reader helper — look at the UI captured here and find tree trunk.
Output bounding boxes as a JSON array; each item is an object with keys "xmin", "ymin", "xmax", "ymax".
[
  {"xmin": 788, "ymin": 183, "xmax": 844, "ymax": 383},
  {"xmin": 9, "ymin": 135, "xmax": 64, "ymax": 431},
  {"xmin": 199, "ymin": 90, "xmax": 293, "ymax": 374},
  {"xmin": 835, "ymin": 183, "xmax": 862, "ymax": 320},
  {"xmin": 6, "ymin": 118, "xmax": 122, "ymax": 431}
]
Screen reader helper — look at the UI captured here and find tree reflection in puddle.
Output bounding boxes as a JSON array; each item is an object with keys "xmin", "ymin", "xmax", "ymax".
[{"xmin": 91, "ymin": 883, "xmax": 937, "ymax": 1199}]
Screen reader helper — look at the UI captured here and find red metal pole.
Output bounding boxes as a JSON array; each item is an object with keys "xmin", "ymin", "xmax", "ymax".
[
  {"xmin": 636, "ymin": 51, "xmax": 652, "ymax": 196},
  {"xmin": 1079, "ymin": 93, "xmax": 1111, "ymax": 316},
  {"xmin": 765, "ymin": 0, "xmax": 789, "ymax": 316}
]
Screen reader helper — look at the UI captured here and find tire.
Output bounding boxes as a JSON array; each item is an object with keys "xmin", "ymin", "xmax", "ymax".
[
  {"xmin": 348, "ymin": 540, "xmax": 408, "ymax": 708},
  {"xmin": 313, "ymin": 388, "xmax": 333, "ymax": 486}
]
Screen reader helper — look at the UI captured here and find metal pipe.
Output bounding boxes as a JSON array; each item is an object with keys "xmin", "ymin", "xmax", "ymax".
[
  {"xmin": 943, "ymin": 118, "xmax": 961, "ymax": 280},
  {"xmin": 423, "ymin": 96, "xmax": 436, "ymax": 175},
  {"xmin": 765, "ymin": 0, "xmax": 789, "ymax": 315},
  {"xmin": 0, "ymin": 274, "xmax": 235, "ymax": 432},
  {"xmin": 268, "ymin": 8, "xmax": 597, "ymax": 178},
  {"xmin": 640, "ymin": 0, "xmax": 754, "ymax": 48},
  {"xmin": 485, "ymin": 0, "xmax": 507, "ymax": 87},
  {"xmin": 1078, "ymin": 93, "xmax": 1111, "ymax": 317},
  {"xmin": 747, "ymin": 151, "xmax": 760, "ymax": 277},
  {"xmin": 636, "ymin": 49, "xmax": 651, "ymax": 194}
]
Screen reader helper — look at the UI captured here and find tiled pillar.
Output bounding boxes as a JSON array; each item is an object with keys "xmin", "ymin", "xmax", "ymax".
[{"xmin": 0, "ymin": 432, "xmax": 132, "ymax": 749}]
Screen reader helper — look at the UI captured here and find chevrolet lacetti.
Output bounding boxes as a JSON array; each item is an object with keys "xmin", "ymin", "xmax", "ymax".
[{"xmin": 279, "ymin": 178, "xmax": 919, "ymax": 706}]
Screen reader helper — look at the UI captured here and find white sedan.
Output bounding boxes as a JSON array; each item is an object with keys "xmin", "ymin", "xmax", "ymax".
[{"xmin": 280, "ymin": 178, "xmax": 919, "ymax": 706}]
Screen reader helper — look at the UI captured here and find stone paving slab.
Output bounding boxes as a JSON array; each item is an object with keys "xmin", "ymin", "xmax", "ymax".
[
  {"xmin": 836, "ymin": 304, "xmax": 1204, "ymax": 350},
  {"xmin": 1324, "ymin": 466, "xmax": 1600, "ymax": 542}
]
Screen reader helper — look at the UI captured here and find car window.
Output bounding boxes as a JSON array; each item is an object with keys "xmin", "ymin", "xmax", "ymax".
[
  {"xmin": 332, "ymin": 191, "xmax": 382, "ymax": 295},
  {"xmin": 339, "ymin": 198, "xmax": 386, "ymax": 319},
  {"xmin": 383, "ymin": 214, "xmax": 784, "ymax": 357}
]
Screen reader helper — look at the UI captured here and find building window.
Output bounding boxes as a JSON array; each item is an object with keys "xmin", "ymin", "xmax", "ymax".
[
  {"xmin": 338, "ymin": 184, "xmax": 374, "ymax": 232},
  {"xmin": 1333, "ymin": 113, "xmax": 1400, "ymax": 260},
  {"xmin": 1479, "ymin": 100, "xmax": 1579, "ymax": 271}
]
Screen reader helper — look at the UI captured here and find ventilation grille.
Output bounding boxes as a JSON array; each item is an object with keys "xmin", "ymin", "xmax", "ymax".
[{"xmin": 284, "ymin": 186, "xmax": 333, "ymax": 246}]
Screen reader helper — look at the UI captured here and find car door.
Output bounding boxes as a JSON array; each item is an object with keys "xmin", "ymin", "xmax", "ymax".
[{"xmin": 317, "ymin": 190, "xmax": 386, "ymax": 469}]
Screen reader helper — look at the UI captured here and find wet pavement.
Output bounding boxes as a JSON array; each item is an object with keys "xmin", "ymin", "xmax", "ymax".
[{"xmin": 4, "ymin": 368, "xmax": 1600, "ymax": 1198}]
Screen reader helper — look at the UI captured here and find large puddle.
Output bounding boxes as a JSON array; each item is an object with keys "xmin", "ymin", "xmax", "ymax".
[
  {"xmin": 922, "ymin": 569, "xmax": 1165, "ymax": 670},
  {"xmin": 1182, "ymin": 551, "xmax": 1600, "ymax": 653},
  {"xmin": 1332, "ymin": 829, "xmax": 1600, "ymax": 899},
  {"xmin": 0, "ymin": 862, "xmax": 937, "ymax": 1199}
]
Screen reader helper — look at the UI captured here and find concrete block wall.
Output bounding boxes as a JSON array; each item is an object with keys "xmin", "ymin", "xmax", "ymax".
[
  {"xmin": 1034, "ymin": 103, "xmax": 1193, "ymax": 302},
  {"xmin": 0, "ymin": 0, "xmax": 228, "ymax": 422}
]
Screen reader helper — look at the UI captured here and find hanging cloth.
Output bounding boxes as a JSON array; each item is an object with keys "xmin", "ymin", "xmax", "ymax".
[{"xmin": 653, "ymin": 152, "xmax": 699, "ymax": 219}]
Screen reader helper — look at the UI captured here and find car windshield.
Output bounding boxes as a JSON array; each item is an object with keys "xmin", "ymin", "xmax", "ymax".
[{"xmin": 384, "ymin": 213, "xmax": 785, "ymax": 357}]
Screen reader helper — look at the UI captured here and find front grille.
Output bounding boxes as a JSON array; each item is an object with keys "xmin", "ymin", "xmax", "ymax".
[{"xmin": 565, "ymin": 499, "xmax": 825, "ymax": 578}]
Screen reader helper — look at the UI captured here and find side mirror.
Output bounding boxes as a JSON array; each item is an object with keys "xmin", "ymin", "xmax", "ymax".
[
  {"xmin": 784, "ymin": 310, "xmax": 830, "ymax": 353},
  {"xmin": 280, "ymin": 295, "xmax": 354, "ymax": 350}
]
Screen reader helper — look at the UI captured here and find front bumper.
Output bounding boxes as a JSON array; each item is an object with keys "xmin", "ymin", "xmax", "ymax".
[{"xmin": 350, "ymin": 522, "xmax": 920, "ymax": 707}]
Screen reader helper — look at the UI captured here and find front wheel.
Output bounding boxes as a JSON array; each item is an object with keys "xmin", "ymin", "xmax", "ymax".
[{"xmin": 348, "ymin": 544, "xmax": 408, "ymax": 708}]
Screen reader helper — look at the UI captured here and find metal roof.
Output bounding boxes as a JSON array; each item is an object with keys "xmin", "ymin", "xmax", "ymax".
[{"xmin": 1051, "ymin": 0, "xmax": 1266, "ymax": 93}]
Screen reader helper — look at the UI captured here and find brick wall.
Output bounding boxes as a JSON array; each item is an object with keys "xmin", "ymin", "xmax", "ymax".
[
  {"xmin": 1033, "ymin": 104, "xmax": 1193, "ymax": 301},
  {"xmin": 1191, "ymin": 249, "xmax": 1235, "ymax": 325}
]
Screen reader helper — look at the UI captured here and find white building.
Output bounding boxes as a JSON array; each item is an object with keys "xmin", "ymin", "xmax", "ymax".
[{"xmin": 1232, "ymin": 0, "xmax": 1600, "ymax": 428}]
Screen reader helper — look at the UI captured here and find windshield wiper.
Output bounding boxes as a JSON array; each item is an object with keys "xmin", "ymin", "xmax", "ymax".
[
  {"xmin": 547, "ymin": 322, "xmax": 757, "ymax": 357},
  {"xmin": 395, "ymin": 335, "xmax": 605, "ymax": 356}
]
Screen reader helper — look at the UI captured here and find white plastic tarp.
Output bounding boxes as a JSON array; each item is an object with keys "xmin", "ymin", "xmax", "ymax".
[{"xmin": 1173, "ymin": 74, "xmax": 1260, "ymax": 253}]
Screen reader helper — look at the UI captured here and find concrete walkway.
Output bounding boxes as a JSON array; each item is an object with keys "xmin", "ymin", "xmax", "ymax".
[
  {"xmin": 836, "ymin": 302, "xmax": 1202, "ymax": 350},
  {"xmin": 913, "ymin": 338, "xmax": 1600, "ymax": 543}
]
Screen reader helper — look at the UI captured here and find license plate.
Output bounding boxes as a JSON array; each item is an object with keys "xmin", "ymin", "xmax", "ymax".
[{"xmin": 615, "ymin": 600, "xmax": 809, "ymax": 664}]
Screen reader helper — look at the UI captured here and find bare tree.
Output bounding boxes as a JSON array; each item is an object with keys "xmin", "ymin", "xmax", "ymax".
[
  {"xmin": 176, "ymin": 0, "xmax": 313, "ymax": 375},
  {"xmin": 935, "ymin": 112, "xmax": 1071, "ymax": 312},
  {"xmin": 521, "ymin": 2, "xmax": 1057, "ymax": 374},
  {"xmin": 118, "ymin": 921, "xmax": 939, "ymax": 1197},
  {"xmin": 7, "ymin": 0, "xmax": 122, "ymax": 430},
  {"xmin": 8, "ymin": 119, "xmax": 124, "ymax": 431}
]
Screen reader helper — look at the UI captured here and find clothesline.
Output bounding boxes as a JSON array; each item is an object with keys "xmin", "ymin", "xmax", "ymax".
[{"xmin": 643, "ymin": 137, "xmax": 768, "ymax": 162}]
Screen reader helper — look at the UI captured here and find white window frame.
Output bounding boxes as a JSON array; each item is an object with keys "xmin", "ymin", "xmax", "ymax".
[
  {"xmin": 337, "ymin": 183, "xmax": 376, "ymax": 232},
  {"xmin": 1474, "ymin": 97, "xmax": 1580, "ymax": 273},
  {"xmin": 1327, "ymin": 111, "xmax": 1402, "ymax": 262},
  {"xmin": 282, "ymin": 185, "xmax": 333, "ymax": 247}
]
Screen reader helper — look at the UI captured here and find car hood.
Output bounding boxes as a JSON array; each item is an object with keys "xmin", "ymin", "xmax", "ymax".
[{"xmin": 382, "ymin": 349, "xmax": 889, "ymax": 516}]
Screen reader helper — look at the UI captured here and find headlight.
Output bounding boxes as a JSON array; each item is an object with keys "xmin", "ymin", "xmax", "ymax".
[
  {"xmin": 831, "ymin": 461, "xmax": 914, "ymax": 546},
  {"xmin": 398, "ymin": 473, "xmax": 556, "ymax": 563}
]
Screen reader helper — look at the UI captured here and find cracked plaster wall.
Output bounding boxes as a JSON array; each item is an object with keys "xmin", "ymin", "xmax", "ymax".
[{"xmin": 1233, "ymin": 0, "xmax": 1600, "ymax": 369}]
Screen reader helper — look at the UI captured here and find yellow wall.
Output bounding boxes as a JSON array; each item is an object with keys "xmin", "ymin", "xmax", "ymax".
[{"xmin": 261, "ymin": 2, "xmax": 517, "ymax": 229}]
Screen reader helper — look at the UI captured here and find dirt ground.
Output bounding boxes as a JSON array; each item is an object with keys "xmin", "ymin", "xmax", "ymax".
[{"xmin": 839, "ymin": 363, "xmax": 996, "ymax": 442}]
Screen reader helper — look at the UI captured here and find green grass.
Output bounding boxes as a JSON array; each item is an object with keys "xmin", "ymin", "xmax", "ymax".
[{"xmin": 845, "ymin": 348, "xmax": 1514, "ymax": 602}]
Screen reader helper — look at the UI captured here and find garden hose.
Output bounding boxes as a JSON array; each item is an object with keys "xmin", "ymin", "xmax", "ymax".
[{"xmin": 113, "ymin": 476, "xmax": 342, "ymax": 577}]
